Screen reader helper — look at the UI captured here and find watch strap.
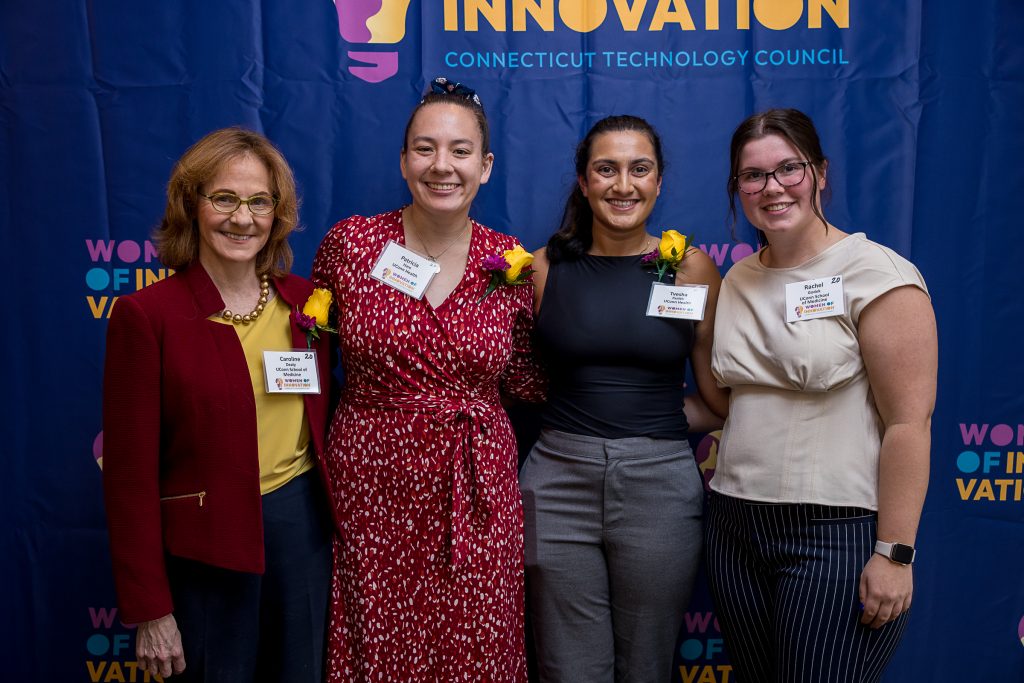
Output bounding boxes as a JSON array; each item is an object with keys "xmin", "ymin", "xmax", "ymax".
[{"xmin": 874, "ymin": 540, "xmax": 916, "ymax": 565}]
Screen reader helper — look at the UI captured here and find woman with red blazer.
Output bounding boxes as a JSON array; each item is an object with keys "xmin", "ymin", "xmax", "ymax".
[{"xmin": 103, "ymin": 128, "xmax": 336, "ymax": 682}]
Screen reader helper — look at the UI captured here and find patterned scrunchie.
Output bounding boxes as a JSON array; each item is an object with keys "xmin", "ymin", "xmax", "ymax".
[{"xmin": 426, "ymin": 76, "xmax": 483, "ymax": 108}]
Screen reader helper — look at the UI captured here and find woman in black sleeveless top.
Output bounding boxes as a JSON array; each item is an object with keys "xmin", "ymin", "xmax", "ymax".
[{"xmin": 520, "ymin": 116, "xmax": 729, "ymax": 682}]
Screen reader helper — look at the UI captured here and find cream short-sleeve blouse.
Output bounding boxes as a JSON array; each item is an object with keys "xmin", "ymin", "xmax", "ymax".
[{"xmin": 710, "ymin": 233, "xmax": 928, "ymax": 509}]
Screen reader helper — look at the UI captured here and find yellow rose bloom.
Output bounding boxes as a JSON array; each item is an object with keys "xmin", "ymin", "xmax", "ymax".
[
  {"xmin": 302, "ymin": 288, "xmax": 332, "ymax": 326},
  {"xmin": 502, "ymin": 245, "xmax": 534, "ymax": 283},
  {"xmin": 658, "ymin": 230, "xmax": 689, "ymax": 264}
]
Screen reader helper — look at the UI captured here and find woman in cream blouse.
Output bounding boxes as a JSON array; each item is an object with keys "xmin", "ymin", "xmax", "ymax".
[{"xmin": 707, "ymin": 109, "xmax": 937, "ymax": 683}]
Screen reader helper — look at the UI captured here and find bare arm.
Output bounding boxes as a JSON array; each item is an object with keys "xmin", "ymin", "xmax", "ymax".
[
  {"xmin": 676, "ymin": 248, "xmax": 730, "ymax": 419},
  {"xmin": 683, "ymin": 390, "xmax": 725, "ymax": 433},
  {"xmin": 856, "ymin": 285, "xmax": 937, "ymax": 628},
  {"xmin": 531, "ymin": 246, "xmax": 550, "ymax": 316}
]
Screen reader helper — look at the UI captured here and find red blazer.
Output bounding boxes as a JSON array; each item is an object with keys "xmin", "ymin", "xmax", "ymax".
[{"xmin": 102, "ymin": 263, "xmax": 337, "ymax": 624}]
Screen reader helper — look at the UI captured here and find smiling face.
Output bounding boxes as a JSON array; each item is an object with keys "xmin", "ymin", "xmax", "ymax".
[
  {"xmin": 580, "ymin": 130, "xmax": 662, "ymax": 238},
  {"xmin": 736, "ymin": 133, "xmax": 826, "ymax": 243},
  {"xmin": 196, "ymin": 153, "xmax": 274, "ymax": 273},
  {"xmin": 400, "ymin": 103, "xmax": 493, "ymax": 220}
]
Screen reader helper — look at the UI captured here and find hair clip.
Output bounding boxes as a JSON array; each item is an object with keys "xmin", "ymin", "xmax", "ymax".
[{"xmin": 426, "ymin": 76, "xmax": 483, "ymax": 108}]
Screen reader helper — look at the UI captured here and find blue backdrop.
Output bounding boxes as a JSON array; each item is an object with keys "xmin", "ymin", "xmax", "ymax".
[{"xmin": 2, "ymin": 1, "xmax": 1022, "ymax": 680}]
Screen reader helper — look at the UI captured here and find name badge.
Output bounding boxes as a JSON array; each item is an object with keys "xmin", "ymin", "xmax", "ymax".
[
  {"xmin": 264, "ymin": 350, "xmax": 321, "ymax": 394},
  {"xmin": 370, "ymin": 240, "xmax": 438, "ymax": 300},
  {"xmin": 646, "ymin": 282, "xmax": 708, "ymax": 320},
  {"xmin": 785, "ymin": 275, "xmax": 845, "ymax": 322}
]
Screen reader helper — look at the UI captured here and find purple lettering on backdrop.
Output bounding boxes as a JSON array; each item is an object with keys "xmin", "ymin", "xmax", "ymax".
[{"xmin": 335, "ymin": 0, "xmax": 381, "ymax": 43}]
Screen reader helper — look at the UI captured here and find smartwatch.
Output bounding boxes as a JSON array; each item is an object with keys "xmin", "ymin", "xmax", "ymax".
[{"xmin": 874, "ymin": 540, "xmax": 916, "ymax": 565}]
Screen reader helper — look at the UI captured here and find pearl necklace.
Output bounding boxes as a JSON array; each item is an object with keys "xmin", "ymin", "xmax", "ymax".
[{"xmin": 221, "ymin": 274, "xmax": 271, "ymax": 325}]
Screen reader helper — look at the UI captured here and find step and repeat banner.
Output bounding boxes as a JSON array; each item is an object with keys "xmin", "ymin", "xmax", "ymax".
[{"xmin": 2, "ymin": 1, "xmax": 1022, "ymax": 680}]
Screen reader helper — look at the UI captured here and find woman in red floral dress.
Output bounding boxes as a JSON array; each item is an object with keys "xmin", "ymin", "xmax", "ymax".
[{"xmin": 312, "ymin": 79, "xmax": 544, "ymax": 681}]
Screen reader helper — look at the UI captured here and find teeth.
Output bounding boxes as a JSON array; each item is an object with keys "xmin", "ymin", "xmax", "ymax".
[
  {"xmin": 764, "ymin": 203, "xmax": 791, "ymax": 211},
  {"xmin": 427, "ymin": 183, "xmax": 458, "ymax": 190},
  {"xmin": 608, "ymin": 199, "xmax": 638, "ymax": 208},
  {"xmin": 222, "ymin": 232, "xmax": 252, "ymax": 241}
]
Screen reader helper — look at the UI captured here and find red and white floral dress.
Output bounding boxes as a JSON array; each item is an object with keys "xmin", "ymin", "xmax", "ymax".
[{"xmin": 311, "ymin": 209, "xmax": 544, "ymax": 682}]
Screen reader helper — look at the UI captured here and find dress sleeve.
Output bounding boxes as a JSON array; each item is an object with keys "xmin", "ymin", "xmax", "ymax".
[
  {"xmin": 500, "ymin": 272, "xmax": 547, "ymax": 404},
  {"xmin": 102, "ymin": 295, "xmax": 173, "ymax": 623},
  {"xmin": 311, "ymin": 218, "xmax": 351, "ymax": 321}
]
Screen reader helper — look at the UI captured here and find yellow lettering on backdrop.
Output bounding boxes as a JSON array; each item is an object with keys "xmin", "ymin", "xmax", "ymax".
[
  {"xmin": 650, "ymin": 0, "xmax": 696, "ymax": 30},
  {"xmin": 559, "ymin": 0, "xmax": 608, "ymax": 32},
  {"xmin": 611, "ymin": 0, "xmax": 649, "ymax": 30},
  {"xmin": 752, "ymin": 0, "xmax": 803, "ymax": 30},
  {"xmin": 974, "ymin": 478, "xmax": 995, "ymax": 501},
  {"xmin": 993, "ymin": 478, "xmax": 1023, "ymax": 501},
  {"xmin": 736, "ymin": 0, "xmax": 750, "ymax": 29},
  {"xmin": 104, "ymin": 660, "xmax": 127, "ymax": 682},
  {"xmin": 465, "ymin": 0, "xmax": 506, "ymax": 30},
  {"xmin": 699, "ymin": 665, "xmax": 718, "ymax": 683},
  {"xmin": 809, "ymin": 0, "xmax": 848, "ymax": 28},
  {"xmin": 87, "ymin": 296, "xmax": 110, "ymax": 319},
  {"xmin": 1008, "ymin": 452, "xmax": 1024, "ymax": 474},
  {"xmin": 445, "ymin": 0, "xmax": 850, "ymax": 31},
  {"xmin": 514, "ymin": 0, "xmax": 555, "ymax": 30},
  {"xmin": 956, "ymin": 478, "xmax": 976, "ymax": 500},
  {"xmin": 444, "ymin": 0, "xmax": 459, "ymax": 30},
  {"xmin": 87, "ymin": 661, "xmax": 106, "ymax": 683},
  {"xmin": 679, "ymin": 665, "xmax": 699, "ymax": 683},
  {"xmin": 705, "ymin": 0, "xmax": 720, "ymax": 29}
]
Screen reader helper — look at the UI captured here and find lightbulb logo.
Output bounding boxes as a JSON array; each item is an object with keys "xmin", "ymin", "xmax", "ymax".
[
  {"xmin": 694, "ymin": 430, "xmax": 722, "ymax": 491},
  {"xmin": 334, "ymin": 0, "xmax": 413, "ymax": 83}
]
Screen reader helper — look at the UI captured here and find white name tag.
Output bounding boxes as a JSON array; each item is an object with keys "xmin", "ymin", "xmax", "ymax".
[
  {"xmin": 646, "ymin": 282, "xmax": 708, "ymax": 320},
  {"xmin": 785, "ymin": 275, "xmax": 845, "ymax": 322},
  {"xmin": 264, "ymin": 350, "xmax": 321, "ymax": 394},
  {"xmin": 370, "ymin": 240, "xmax": 438, "ymax": 300}
]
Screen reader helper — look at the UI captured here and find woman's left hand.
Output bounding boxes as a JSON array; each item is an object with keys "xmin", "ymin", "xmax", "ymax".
[{"xmin": 858, "ymin": 553, "xmax": 913, "ymax": 629}]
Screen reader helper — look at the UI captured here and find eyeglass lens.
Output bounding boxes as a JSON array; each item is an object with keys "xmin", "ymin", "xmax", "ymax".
[
  {"xmin": 206, "ymin": 192, "xmax": 276, "ymax": 215},
  {"xmin": 738, "ymin": 162, "xmax": 807, "ymax": 193}
]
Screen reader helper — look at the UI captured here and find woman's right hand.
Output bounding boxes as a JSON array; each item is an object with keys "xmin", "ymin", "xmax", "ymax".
[{"xmin": 136, "ymin": 613, "xmax": 186, "ymax": 678}]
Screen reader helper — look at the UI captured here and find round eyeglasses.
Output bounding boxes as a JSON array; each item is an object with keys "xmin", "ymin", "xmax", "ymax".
[
  {"xmin": 201, "ymin": 191, "xmax": 278, "ymax": 216},
  {"xmin": 734, "ymin": 161, "xmax": 811, "ymax": 194}
]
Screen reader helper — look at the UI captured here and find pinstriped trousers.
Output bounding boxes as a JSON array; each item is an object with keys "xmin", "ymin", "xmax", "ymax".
[
  {"xmin": 705, "ymin": 492, "xmax": 909, "ymax": 683},
  {"xmin": 520, "ymin": 429, "xmax": 705, "ymax": 683}
]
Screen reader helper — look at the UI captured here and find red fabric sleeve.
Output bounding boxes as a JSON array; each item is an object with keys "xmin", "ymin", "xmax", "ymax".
[{"xmin": 102, "ymin": 295, "xmax": 173, "ymax": 624}]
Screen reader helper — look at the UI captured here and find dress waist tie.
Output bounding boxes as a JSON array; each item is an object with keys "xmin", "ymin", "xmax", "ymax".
[{"xmin": 344, "ymin": 388, "xmax": 495, "ymax": 567}]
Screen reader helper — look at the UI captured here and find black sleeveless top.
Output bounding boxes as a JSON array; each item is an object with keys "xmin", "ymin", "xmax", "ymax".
[{"xmin": 536, "ymin": 254, "xmax": 695, "ymax": 440}]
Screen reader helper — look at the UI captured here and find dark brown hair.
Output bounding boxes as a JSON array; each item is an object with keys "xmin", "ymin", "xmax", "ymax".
[
  {"xmin": 154, "ymin": 127, "xmax": 299, "ymax": 277},
  {"xmin": 402, "ymin": 93, "xmax": 491, "ymax": 156},
  {"xmin": 727, "ymin": 108, "xmax": 830, "ymax": 247},
  {"xmin": 547, "ymin": 115, "xmax": 665, "ymax": 263}
]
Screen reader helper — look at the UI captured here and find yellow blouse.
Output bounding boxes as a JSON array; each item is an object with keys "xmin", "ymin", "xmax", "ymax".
[{"xmin": 213, "ymin": 294, "xmax": 313, "ymax": 494}]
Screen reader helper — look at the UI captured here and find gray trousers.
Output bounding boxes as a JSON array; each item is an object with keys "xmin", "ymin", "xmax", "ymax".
[{"xmin": 520, "ymin": 429, "xmax": 704, "ymax": 683}]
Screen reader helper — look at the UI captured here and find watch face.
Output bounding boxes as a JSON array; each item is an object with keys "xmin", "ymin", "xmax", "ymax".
[{"xmin": 891, "ymin": 543, "xmax": 915, "ymax": 564}]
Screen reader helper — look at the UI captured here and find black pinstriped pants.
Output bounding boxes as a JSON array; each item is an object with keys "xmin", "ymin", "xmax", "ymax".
[{"xmin": 705, "ymin": 492, "xmax": 909, "ymax": 683}]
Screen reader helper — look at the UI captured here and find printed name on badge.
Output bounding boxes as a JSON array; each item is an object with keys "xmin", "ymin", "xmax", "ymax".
[
  {"xmin": 264, "ymin": 350, "xmax": 321, "ymax": 394},
  {"xmin": 646, "ymin": 282, "xmax": 709, "ymax": 320},
  {"xmin": 370, "ymin": 240, "xmax": 438, "ymax": 300},
  {"xmin": 785, "ymin": 275, "xmax": 846, "ymax": 322}
]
